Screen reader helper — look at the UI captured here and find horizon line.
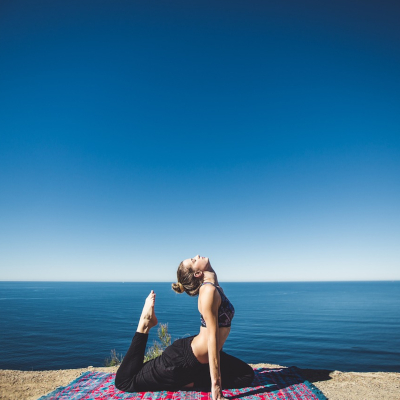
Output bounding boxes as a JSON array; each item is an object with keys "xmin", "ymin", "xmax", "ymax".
[{"xmin": 1, "ymin": 279, "xmax": 399, "ymax": 283}]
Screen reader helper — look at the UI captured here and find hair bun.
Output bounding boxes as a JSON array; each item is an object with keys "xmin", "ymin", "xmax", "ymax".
[{"xmin": 171, "ymin": 281, "xmax": 185, "ymax": 294}]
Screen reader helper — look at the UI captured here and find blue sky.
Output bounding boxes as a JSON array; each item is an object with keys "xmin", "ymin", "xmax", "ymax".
[{"xmin": 1, "ymin": 0, "xmax": 399, "ymax": 281}]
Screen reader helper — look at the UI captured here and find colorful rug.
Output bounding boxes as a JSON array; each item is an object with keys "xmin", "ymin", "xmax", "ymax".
[{"xmin": 38, "ymin": 367, "xmax": 327, "ymax": 400}]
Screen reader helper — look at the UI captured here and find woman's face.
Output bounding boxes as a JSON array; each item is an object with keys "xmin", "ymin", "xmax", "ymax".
[{"xmin": 182, "ymin": 255, "xmax": 210, "ymax": 273}]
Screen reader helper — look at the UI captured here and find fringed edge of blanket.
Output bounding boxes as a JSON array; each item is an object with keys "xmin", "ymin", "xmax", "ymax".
[{"xmin": 37, "ymin": 370, "xmax": 92, "ymax": 400}]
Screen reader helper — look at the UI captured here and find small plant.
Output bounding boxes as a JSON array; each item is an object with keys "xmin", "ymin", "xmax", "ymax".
[
  {"xmin": 144, "ymin": 323, "xmax": 171, "ymax": 362},
  {"xmin": 104, "ymin": 349, "xmax": 124, "ymax": 367},
  {"xmin": 157, "ymin": 322, "xmax": 172, "ymax": 348},
  {"xmin": 105, "ymin": 323, "xmax": 171, "ymax": 366}
]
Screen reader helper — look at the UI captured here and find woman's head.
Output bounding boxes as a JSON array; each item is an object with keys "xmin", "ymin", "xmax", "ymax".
[{"xmin": 171, "ymin": 255, "xmax": 210, "ymax": 296}]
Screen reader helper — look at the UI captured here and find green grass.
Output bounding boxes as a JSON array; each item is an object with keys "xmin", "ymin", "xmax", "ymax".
[
  {"xmin": 104, "ymin": 323, "xmax": 172, "ymax": 366},
  {"xmin": 144, "ymin": 323, "xmax": 171, "ymax": 362},
  {"xmin": 104, "ymin": 348, "xmax": 124, "ymax": 367}
]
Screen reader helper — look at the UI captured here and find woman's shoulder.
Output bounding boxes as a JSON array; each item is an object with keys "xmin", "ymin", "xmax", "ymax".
[
  {"xmin": 199, "ymin": 282, "xmax": 222, "ymax": 302},
  {"xmin": 201, "ymin": 282, "xmax": 225, "ymax": 293},
  {"xmin": 200, "ymin": 282, "xmax": 217, "ymax": 293},
  {"xmin": 200, "ymin": 282, "xmax": 221, "ymax": 293}
]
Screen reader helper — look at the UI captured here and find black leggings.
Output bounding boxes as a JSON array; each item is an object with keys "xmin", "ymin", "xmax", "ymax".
[{"xmin": 115, "ymin": 332, "xmax": 254, "ymax": 392}]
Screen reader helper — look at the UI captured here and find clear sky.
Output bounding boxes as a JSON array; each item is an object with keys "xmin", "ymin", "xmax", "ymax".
[{"xmin": 1, "ymin": 0, "xmax": 399, "ymax": 282}]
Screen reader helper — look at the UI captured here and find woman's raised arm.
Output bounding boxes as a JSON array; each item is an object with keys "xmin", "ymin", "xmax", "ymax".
[{"xmin": 200, "ymin": 285, "xmax": 226, "ymax": 400}]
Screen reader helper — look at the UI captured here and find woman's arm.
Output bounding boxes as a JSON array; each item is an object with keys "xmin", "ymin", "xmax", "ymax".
[{"xmin": 200, "ymin": 285, "xmax": 226, "ymax": 400}]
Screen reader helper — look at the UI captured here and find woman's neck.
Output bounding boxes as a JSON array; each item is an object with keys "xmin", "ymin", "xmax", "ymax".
[{"xmin": 203, "ymin": 271, "xmax": 219, "ymax": 286}]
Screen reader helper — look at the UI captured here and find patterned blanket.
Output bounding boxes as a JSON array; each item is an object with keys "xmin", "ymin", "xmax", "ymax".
[{"xmin": 38, "ymin": 367, "xmax": 327, "ymax": 400}]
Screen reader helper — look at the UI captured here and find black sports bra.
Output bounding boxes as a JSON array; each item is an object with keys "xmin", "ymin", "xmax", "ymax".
[{"xmin": 200, "ymin": 282, "xmax": 235, "ymax": 328}]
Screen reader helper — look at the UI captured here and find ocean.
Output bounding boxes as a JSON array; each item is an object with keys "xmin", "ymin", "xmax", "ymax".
[{"xmin": 0, "ymin": 281, "xmax": 399, "ymax": 372}]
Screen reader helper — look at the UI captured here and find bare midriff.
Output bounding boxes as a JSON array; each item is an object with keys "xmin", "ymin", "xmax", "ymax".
[{"xmin": 191, "ymin": 326, "xmax": 231, "ymax": 364}]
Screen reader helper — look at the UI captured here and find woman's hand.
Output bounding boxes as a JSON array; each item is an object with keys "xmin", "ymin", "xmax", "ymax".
[{"xmin": 212, "ymin": 383, "xmax": 227, "ymax": 400}]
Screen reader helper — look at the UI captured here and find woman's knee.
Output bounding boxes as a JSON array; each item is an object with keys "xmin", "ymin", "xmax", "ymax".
[
  {"xmin": 115, "ymin": 372, "xmax": 135, "ymax": 392},
  {"xmin": 114, "ymin": 377, "xmax": 126, "ymax": 392},
  {"xmin": 115, "ymin": 379, "xmax": 136, "ymax": 392},
  {"xmin": 114, "ymin": 378, "xmax": 125, "ymax": 391}
]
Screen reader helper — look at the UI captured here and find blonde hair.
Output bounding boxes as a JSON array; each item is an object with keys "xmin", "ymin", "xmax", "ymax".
[{"xmin": 171, "ymin": 261, "xmax": 202, "ymax": 296}]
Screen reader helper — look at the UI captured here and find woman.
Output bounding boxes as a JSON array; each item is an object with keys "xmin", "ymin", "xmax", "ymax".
[{"xmin": 115, "ymin": 255, "xmax": 254, "ymax": 400}]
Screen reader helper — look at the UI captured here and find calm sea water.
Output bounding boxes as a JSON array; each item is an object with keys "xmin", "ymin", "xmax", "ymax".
[{"xmin": 0, "ymin": 281, "xmax": 399, "ymax": 372}]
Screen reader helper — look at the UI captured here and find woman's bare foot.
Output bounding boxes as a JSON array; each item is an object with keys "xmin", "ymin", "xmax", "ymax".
[{"xmin": 137, "ymin": 290, "xmax": 158, "ymax": 334}]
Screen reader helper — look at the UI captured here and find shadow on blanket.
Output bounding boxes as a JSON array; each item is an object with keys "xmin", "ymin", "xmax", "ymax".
[{"xmin": 218, "ymin": 367, "xmax": 332, "ymax": 399}]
